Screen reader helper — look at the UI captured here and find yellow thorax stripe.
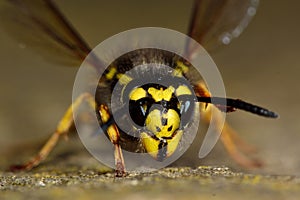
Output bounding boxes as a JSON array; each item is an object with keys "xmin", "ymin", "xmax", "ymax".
[
  {"xmin": 117, "ymin": 73, "xmax": 133, "ymax": 85},
  {"xmin": 148, "ymin": 86, "xmax": 175, "ymax": 102},
  {"xmin": 105, "ymin": 66, "xmax": 117, "ymax": 80},
  {"xmin": 173, "ymin": 60, "xmax": 189, "ymax": 77},
  {"xmin": 105, "ymin": 66, "xmax": 133, "ymax": 86}
]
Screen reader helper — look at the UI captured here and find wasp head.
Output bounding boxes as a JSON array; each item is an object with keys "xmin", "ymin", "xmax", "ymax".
[{"xmin": 129, "ymin": 84, "xmax": 194, "ymax": 161}]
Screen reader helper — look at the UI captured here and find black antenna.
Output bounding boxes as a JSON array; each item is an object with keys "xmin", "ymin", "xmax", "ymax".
[{"xmin": 197, "ymin": 97, "xmax": 278, "ymax": 118}]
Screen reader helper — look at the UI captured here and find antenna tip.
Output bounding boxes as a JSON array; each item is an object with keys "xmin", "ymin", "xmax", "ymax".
[{"xmin": 263, "ymin": 110, "xmax": 279, "ymax": 118}]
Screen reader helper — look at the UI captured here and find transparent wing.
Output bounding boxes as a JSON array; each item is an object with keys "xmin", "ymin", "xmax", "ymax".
[
  {"xmin": 187, "ymin": 0, "xmax": 259, "ymax": 54},
  {"xmin": 0, "ymin": 0, "xmax": 102, "ymax": 67},
  {"xmin": 185, "ymin": 0, "xmax": 260, "ymax": 159}
]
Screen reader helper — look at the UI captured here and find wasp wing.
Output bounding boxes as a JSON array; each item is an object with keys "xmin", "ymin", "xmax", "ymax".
[
  {"xmin": 0, "ymin": 0, "xmax": 103, "ymax": 68},
  {"xmin": 187, "ymin": 0, "xmax": 259, "ymax": 54},
  {"xmin": 185, "ymin": 0, "xmax": 260, "ymax": 159}
]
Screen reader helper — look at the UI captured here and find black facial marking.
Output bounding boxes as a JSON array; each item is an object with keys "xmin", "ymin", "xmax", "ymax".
[
  {"xmin": 156, "ymin": 126, "xmax": 161, "ymax": 132},
  {"xmin": 157, "ymin": 140, "xmax": 168, "ymax": 162},
  {"xmin": 161, "ymin": 117, "xmax": 168, "ymax": 126}
]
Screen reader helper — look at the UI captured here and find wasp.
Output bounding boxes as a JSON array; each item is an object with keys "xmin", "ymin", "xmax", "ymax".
[{"xmin": 3, "ymin": 0, "xmax": 278, "ymax": 177}]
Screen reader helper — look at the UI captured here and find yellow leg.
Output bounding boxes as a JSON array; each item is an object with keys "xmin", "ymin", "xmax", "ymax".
[
  {"xmin": 221, "ymin": 123, "xmax": 262, "ymax": 168},
  {"xmin": 99, "ymin": 105, "xmax": 126, "ymax": 177},
  {"xmin": 10, "ymin": 93, "xmax": 96, "ymax": 171},
  {"xmin": 194, "ymin": 81, "xmax": 262, "ymax": 169}
]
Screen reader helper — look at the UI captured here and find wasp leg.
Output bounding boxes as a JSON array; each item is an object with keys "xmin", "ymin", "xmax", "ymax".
[
  {"xmin": 10, "ymin": 93, "xmax": 96, "ymax": 172},
  {"xmin": 98, "ymin": 105, "xmax": 126, "ymax": 177},
  {"xmin": 221, "ymin": 123, "xmax": 257, "ymax": 154},
  {"xmin": 220, "ymin": 123, "xmax": 262, "ymax": 168},
  {"xmin": 194, "ymin": 81, "xmax": 262, "ymax": 168}
]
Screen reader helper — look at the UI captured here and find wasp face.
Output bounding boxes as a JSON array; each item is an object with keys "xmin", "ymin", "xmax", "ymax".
[{"xmin": 128, "ymin": 83, "xmax": 193, "ymax": 161}]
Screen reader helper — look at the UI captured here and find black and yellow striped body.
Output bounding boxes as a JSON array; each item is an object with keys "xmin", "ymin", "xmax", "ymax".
[{"xmin": 95, "ymin": 48, "xmax": 198, "ymax": 161}]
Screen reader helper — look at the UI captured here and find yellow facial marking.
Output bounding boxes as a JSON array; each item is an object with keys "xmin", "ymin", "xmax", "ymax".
[
  {"xmin": 141, "ymin": 132, "xmax": 160, "ymax": 158},
  {"xmin": 129, "ymin": 87, "xmax": 147, "ymax": 101},
  {"xmin": 141, "ymin": 130, "xmax": 183, "ymax": 160},
  {"xmin": 175, "ymin": 85, "xmax": 192, "ymax": 96},
  {"xmin": 145, "ymin": 109, "xmax": 180, "ymax": 138},
  {"xmin": 148, "ymin": 86, "xmax": 175, "ymax": 102},
  {"xmin": 166, "ymin": 130, "xmax": 183, "ymax": 157}
]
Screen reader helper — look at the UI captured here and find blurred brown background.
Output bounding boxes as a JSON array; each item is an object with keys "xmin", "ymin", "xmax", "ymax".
[{"xmin": 0, "ymin": 0, "xmax": 299, "ymax": 175}]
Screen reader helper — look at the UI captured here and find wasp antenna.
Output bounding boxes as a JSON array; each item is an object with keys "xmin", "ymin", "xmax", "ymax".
[{"xmin": 197, "ymin": 97, "xmax": 278, "ymax": 118}]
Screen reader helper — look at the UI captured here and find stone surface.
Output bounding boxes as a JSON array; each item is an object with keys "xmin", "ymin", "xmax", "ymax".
[{"xmin": 1, "ymin": 165, "xmax": 300, "ymax": 200}]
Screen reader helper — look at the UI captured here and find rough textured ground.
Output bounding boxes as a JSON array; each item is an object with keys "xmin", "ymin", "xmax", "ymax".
[{"xmin": 1, "ymin": 164, "xmax": 300, "ymax": 200}]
